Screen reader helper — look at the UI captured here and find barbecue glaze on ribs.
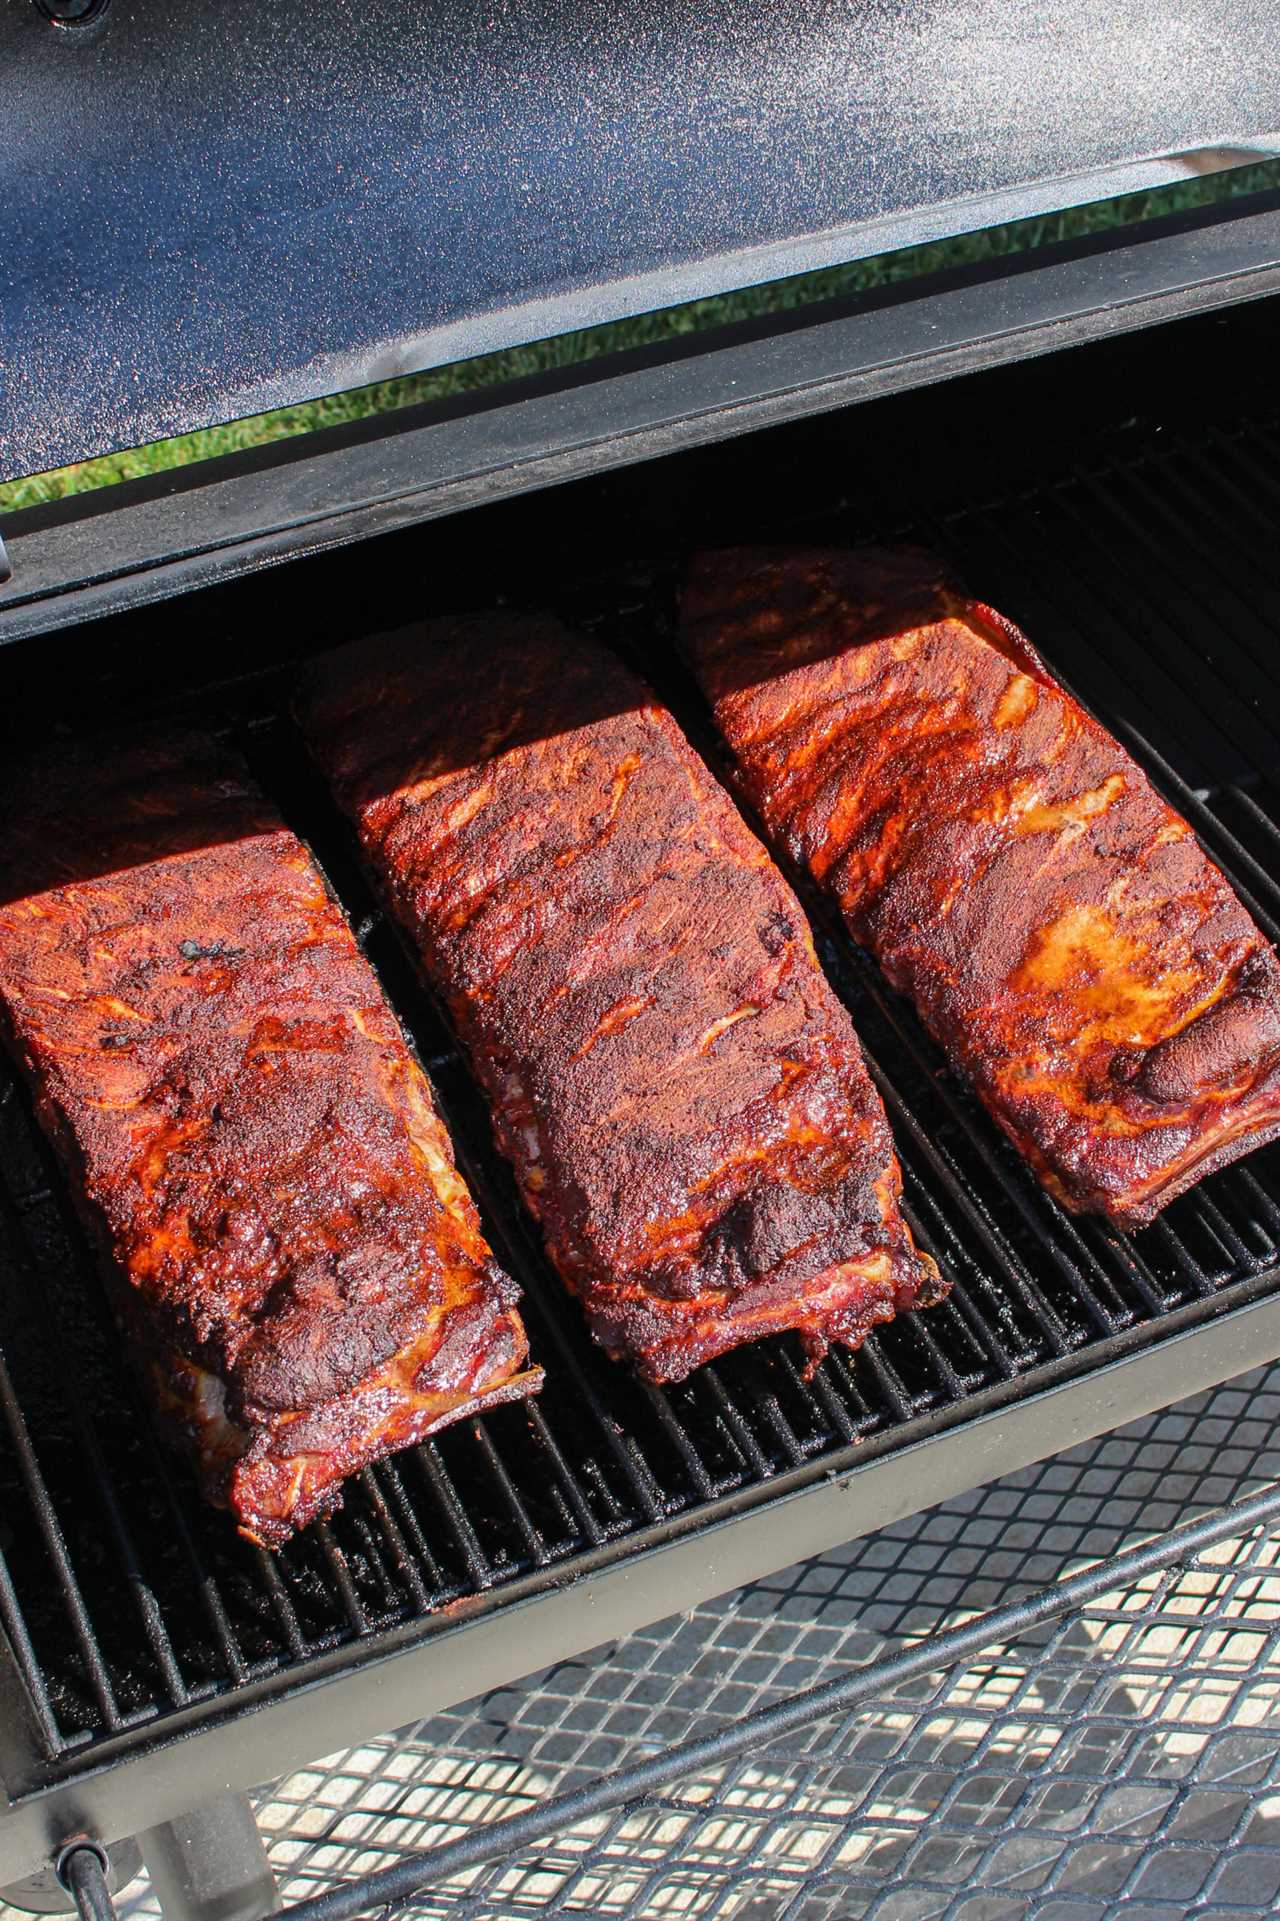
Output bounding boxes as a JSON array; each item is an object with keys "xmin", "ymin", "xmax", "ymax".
[
  {"xmin": 298, "ymin": 617, "xmax": 943, "ymax": 1382},
  {"xmin": 683, "ymin": 547, "xmax": 1280, "ymax": 1229},
  {"xmin": 0, "ymin": 733, "xmax": 540, "ymax": 1546}
]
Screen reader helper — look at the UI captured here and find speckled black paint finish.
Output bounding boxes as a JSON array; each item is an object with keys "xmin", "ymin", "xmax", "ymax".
[{"xmin": 3, "ymin": 0, "xmax": 1279, "ymax": 478}]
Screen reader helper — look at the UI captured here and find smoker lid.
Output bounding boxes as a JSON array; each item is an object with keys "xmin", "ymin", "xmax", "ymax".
[{"xmin": 3, "ymin": 0, "xmax": 1279, "ymax": 483}]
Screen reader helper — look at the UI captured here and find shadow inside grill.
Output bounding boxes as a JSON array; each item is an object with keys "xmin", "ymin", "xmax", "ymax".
[{"xmin": 1, "ymin": 387, "xmax": 1280, "ymax": 1773}]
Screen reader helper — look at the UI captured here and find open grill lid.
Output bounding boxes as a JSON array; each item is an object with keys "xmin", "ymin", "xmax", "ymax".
[{"xmin": 3, "ymin": 0, "xmax": 1280, "ymax": 483}]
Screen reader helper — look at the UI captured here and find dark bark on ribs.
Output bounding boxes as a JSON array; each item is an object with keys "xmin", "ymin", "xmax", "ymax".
[
  {"xmin": 682, "ymin": 547, "xmax": 1280, "ymax": 1229},
  {"xmin": 297, "ymin": 616, "xmax": 943, "ymax": 1383},
  {"xmin": 0, "ymin": 731, "xmax": 540, "ymax": 1547}
]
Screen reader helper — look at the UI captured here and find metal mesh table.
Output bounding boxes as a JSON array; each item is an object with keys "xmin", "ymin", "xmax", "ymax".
[{"xmin": 54, "ymin": 1360, "xmax": 1275, "ymax": 1921}]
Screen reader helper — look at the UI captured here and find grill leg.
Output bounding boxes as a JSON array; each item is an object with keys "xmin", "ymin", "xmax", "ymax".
[
  {"xmin": 138, "ymin": 1796, "xmax": 278, "ymax": 1921},
  {"xmin": 0, "ymin": 1841, "xmax": 142, "ymax": 1915}
]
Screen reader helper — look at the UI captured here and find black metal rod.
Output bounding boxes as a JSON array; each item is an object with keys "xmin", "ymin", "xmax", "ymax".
[
  {"xmin": 277, "ymin": 1480, "xmax": 1280, "ymax": 1921},
  {"xmin": 57, "ymin": 1847, "xmax": 117, "ymax": 1921}
]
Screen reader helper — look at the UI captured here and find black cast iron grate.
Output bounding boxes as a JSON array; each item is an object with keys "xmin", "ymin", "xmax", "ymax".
[{"xmin": 3, "ymin": 403, "xmax": 1280, "ymax": 1776}]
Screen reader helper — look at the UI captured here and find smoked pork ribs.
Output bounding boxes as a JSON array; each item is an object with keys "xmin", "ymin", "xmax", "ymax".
[
  {"xmin": 298, "ymin": 616, "xmax": 944, "ymax": 1384},
  {"xmin": 0, "ymin": 731, "xmax": 541, "ymax": 1546},
  {"xmin": 683, "ymin": 547, "xmax": 1280, "ymax": 1229}
]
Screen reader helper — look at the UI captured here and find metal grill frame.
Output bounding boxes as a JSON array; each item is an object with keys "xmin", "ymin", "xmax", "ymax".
[{"xmin": 1, "ymin": 251, "xmax": 1280, "ymax": 1895}]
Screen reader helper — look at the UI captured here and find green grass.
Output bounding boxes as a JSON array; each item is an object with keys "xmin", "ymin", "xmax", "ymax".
[{"xmin": 4, "ymin": 159, "xmax": 1278, "ymax": 516}]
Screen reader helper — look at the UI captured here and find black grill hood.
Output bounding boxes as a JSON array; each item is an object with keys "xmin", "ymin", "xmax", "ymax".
[{"xmin": 3, "ymin": 0, "xmax": 1279, "ymax": 482}]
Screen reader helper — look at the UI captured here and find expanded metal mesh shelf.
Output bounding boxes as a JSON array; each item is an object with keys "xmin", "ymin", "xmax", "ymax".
[
  {"xmin": 1, "ymin": 384, "xmax": 1280, "ymax": 1797},
  {"xmin": 167, "ymin": 1360, "xmax": 1280, "ymax": 1921}
]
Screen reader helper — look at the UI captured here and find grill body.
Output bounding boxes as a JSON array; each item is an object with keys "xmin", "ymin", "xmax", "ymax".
[{"xmin": 0, "ymin": 280, "xmax": 1279, "ymax": 1884}]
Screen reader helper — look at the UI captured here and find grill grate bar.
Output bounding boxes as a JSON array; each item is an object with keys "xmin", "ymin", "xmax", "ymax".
[
  {"xmin": 1039, "ymin": 480, "xmax": 1280, "ymax": 773},
  {"xmin": 313, "ymin": 1525, "xmax": 370, "ymax": 1635},
  {"xmin": 1211, "ymin": 429, "xmax": 1280, "ymax": 559},
  {"xmin": 523, "ymin": 1404, "xmax": 609, "ymax": 1547},
  {"xmin": 0, "ymin": 1195, "xmax": 194, "ymax": 1711},
  {"xmin": 865, "ymin": 997, "xmax": 1124, "ymax": 1339},
  {"xmin": 850, "ymin": 1335, "xmax": 915, "ymax": 1424},
  {"xmin": 0, "ymin": 1538, "xmax": 65, "ymax": 1759},
  {"xmin": 1190, "ymin": 1190, "xmax": 1264, "ymax": 1272},
  {"xmin": 901, "ymin": 1211, "xmax": 1022, "ymax": 1384},
  {"xmin": 368, "ymin": 1459, "xmax": 450, "ymax": 1593},
  {"xmin": 890, "ymin": 1300, "xmax": 970, "ymax": 1402},
  {"xmin": 0, "ymin": 1343, "xmax": 122, "ymax": 1732},
  {"xmin": 467, "ymin": 1422, "xmax": 552, "ymax": 1569},
  {"xmin": 452, "ymin": 1208, "xmax": 670, "ymax": 1528},
  {"xmin": 867, "ymin": 1063, "xmax": 1071, "ymax": 1359},
  {"xmin": 820, "ymin": 1344, "xmax": 883, "ymax": 1428},
  {"xmin": 354, "ymin": 1471, "xmax": 433, "ymax": 1612},
  {"xmin": 1143, "ymin": 1212, "xmax": 1223, "ymax": 1293},
  {"xmin": 897, "ymin": 1161, "xmax": 1039, "ymax": 1373},
  {"xmin": 1022, "ymin": 1195, "xmax": 1141, "ymax": 1326},
  {"xmin": 635, "ymin": 1382, "xmax": 716, "ymax": 1501},
  {"xmin": 1115, "ymin": 455, "xmax": 1280, "ymax": 685},
  {"xmin": 1174, "ymin": 430, "xmax": 1280, "ymax": 554},
  {"xmin": 1228, "ymin": 781, "xmax": 1280, "ymax": 867},
  {"xmin": 251, "ymin": 1548, "xmax": 310, "ymax": 1661},
  {"xmin": 414, "ymin": 1442, "xmax": 495, "ymax": 1592},
  {"xmin": 1083, "ymin": 1214, "xmax": 1202, "ymax": 1306},
  {"xmin": 770, "ymin": 1337, "xmax": 862, "ymax": 1442},
  {"xmin": 1224, "ymin": 422, "xmax": 1280, "ymax": 514},
  {"xmin": 1072, "ymin": 461, "xmax": 1280, "ymax": 737},
  {"xmin": 698, "ymin": 1366, "xmax": 778, "ymax": 1480},
  {"xmin": 342, "ymin": 1512, "xmax": 403, "ymax": 1620},
  {"xmin": 717, "ymin": 1352, "xmax": 810, "ymax": 1467},
  {"xmin": 1235, "ymin": 1165, "xmax": 1280, "ymax": 1239},
  {"xmin": 114, "ymin": 1410, "xmax": 250, "ymax": 1687}
]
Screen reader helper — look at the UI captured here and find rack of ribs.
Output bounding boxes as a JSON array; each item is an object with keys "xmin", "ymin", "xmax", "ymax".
[
  {"xmin": 0, "ymin": 731, "xmax": 541, "ymax": 1547},
  {"xmin": 682, "ymin": 546, "xmax": 1280, "ymax": 1229},
  {"xmin": 297, "ymin": 615, "xmax": 944, "ymax": 1385}
]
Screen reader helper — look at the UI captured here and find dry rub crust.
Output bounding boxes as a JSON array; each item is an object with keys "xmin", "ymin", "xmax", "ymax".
[
  {"xmin": 0, "ymin": 731, "xmax": 541, "ymax": 1547},
  {"xmin": 682, "ymin": 547, "xmax": 1280, "ymax": 1230},
  {"xmin": 297, "ymin": 616, "xmax": 943, "ymax": 1383}
]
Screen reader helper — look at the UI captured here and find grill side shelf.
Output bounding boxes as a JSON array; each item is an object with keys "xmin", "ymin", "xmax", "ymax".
[{"xmin": 263, "ymin": 1478, "xmax": 1280, "ymax": 1921}]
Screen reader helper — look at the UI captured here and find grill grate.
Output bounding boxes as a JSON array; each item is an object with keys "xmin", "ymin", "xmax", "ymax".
[{"xmin": 2, "ymin": 403, "xmax": 1280, "ymax": 1776}]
